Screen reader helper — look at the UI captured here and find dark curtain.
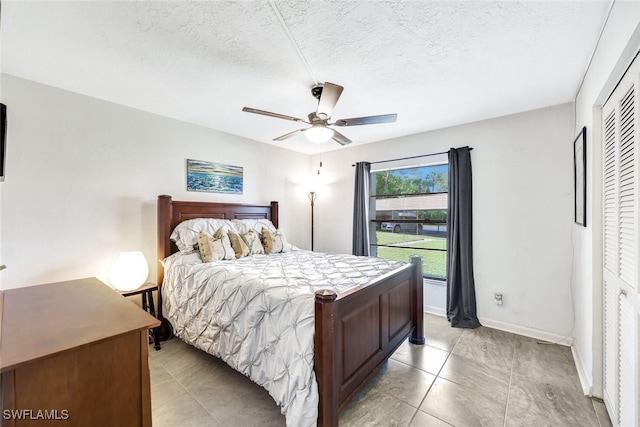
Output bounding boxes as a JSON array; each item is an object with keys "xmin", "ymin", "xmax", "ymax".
[
  {"xmin": 447, "ymin": 147, "xmax": 481, "ymax": 328},
  {"xmin": 352, "ymin": 162, "xmax": 371, "ymax": 256}
]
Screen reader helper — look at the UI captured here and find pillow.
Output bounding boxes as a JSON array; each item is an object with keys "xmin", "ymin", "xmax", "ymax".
[
  {"xmin": 228, "ymin": 230, "xmax": 250, "ymax": 259},
  {"xmin": 261, "ymin": 227, "xmax": 290, "ymax": 254},
  {"xmin": 171, "ymin": 218, "xmax": 236, "ymax": 253},
  {"xmin": 197, "ymin": 229, "xmax": 235, "ymax": 262},
  {"xmin": 242, "ymin": 230, "xmax": 265, "ymax": 255},
  {"xmin": 231, "ymin": 218, "xmax": 277, "ymax": 235}
]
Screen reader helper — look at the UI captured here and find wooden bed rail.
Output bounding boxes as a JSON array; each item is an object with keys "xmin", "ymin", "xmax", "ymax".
[{"xmin": 314, "ymin": 255, "xmax": 424, "ymax": 426}]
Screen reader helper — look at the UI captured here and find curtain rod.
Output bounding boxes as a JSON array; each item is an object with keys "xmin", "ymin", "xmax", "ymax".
[{"xmin": 351, "ymin": 147, "xmax": 473, "ymax": 166}]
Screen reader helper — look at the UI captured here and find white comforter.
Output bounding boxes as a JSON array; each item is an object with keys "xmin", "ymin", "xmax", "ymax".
[{"xmin": 161, "ymin": 249, "xmax": 405, "ymax": 427}]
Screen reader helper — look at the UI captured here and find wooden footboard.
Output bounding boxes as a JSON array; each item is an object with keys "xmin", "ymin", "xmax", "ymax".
[{"xmin": 314, "ymin": 255, "xmax": 425, "ymax": 426}]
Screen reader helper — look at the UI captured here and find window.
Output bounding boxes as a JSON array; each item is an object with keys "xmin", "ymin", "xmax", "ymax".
[{"xmin": 369, "ymin": 163, "xmax": 448, "ymax": 280}]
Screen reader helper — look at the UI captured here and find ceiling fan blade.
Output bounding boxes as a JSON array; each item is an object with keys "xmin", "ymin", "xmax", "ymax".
[
  {"xmin": 242, "ymin": 107, "xmax": 308, "ymax": 123},
  {"xmin": 273, "ymin": 129, "xmax": 304, "ymax": 141},
  {"xmin": 331, "ymin": 130, "xmax": 352, "ymax": 146},
  {"xmin": 316, "ymin": 82, "xmax": 344, "ymax": 120},
  {"xmin": 331, "ymin": 113, "xmax": 397, "ymax": 127}
]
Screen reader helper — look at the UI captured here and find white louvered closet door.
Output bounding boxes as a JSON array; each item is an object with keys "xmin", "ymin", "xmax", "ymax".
[{"xmin": 602, "ymin": 55, "xmax": 639, "ymax": 427}]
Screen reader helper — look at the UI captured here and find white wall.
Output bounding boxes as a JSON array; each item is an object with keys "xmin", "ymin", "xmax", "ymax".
[
  {"xmin": 572, "ymin": 1, "xmax": 640, "ymax": 396},
  {"xmin": 0, "ymin": 74, "xmax": 312, "ymax": 289},
  {"xmin": 311, "ymin": 103, "xmax": 575, "ymax": 339},
  {"xmin": 0, "ymin": 70, "xmax": 585, "ymax": 348}
]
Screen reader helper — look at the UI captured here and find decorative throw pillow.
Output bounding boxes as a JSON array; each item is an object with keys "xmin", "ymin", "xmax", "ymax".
[
  {"xmin": 261, "ymin": 227, "xmax": 290, "ymax": 254},
  {"xmin": 197, "ymin": 229, "xmax": 235, "ymax": 262},
  {"xmin": 228, "ymin": 230, "xmax": 250, "ymax": 259},
  {"xmin": 242, "ymin": 230, "xmax": 265, "ymax": 255}
]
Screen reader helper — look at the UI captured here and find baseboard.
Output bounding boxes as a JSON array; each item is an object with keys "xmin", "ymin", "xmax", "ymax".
[
  {"xmin": 424, "ymin": 305, "xmax": 446, "ymax": 317},
  {"xmin": 477, "ymin": 316, "xmax": 575, "ymax": 347},
  {"xmin": 571, "ymin": 344, "xmax": 594, "ymax": 396}
]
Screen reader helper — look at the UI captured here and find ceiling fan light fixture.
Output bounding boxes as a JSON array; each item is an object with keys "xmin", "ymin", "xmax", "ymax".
[
  {"xmin": 305, "ymin": 124, "xmax": 334, "ymax": 144},
  {"xmin": 242, "ymin": 81, "xmax": 394, "ymax": 146}
]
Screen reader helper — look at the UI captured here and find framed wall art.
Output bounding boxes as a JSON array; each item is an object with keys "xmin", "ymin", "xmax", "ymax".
[
  {"xmin": 186, "ymin": 159, "xmax": 243, "ymax": 194},
  {"xmin": 573, "ymin": 126, "xmax": 586, "ymax": 226}
]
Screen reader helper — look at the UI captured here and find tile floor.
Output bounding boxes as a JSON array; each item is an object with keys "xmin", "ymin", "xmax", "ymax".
[{"xmin": 149, "ymin": 313, "xmax": 612, "ymax": 427}]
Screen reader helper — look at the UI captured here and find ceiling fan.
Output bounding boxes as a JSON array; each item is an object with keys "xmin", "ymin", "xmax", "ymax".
[{"xmin": 242, "ymin": 82, "xmax": 397, "ymax": 145}]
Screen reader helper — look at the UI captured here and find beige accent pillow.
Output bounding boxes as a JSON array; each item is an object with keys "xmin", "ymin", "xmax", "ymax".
[
  {"xmin": 261, "ymin": 227, "xmax": 290, "ymax": 254},
  {"xmin": 228, "ymin": 230, "xmax": 250, "ymax": 258},
  {"xmin": 197, "ymin": 229, "xmax": 235, "ymax": 262},
  {"xmin": 242, "ymin": 230, "xmax": 264, "ymax": 255}
]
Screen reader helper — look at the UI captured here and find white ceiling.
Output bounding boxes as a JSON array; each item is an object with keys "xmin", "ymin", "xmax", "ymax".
[{"xmin": 1, "ymin": 1, "xmax": 611, "ymax": 154}]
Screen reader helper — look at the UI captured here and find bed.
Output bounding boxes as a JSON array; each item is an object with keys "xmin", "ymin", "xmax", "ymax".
[{"xmin": 156, "ymin": 195, "xmax": 424, "ymax": 426}]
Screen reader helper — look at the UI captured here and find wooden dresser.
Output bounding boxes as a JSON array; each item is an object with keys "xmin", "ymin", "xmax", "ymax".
[{"xmin": 0, "ymin": 277, "xmax": 160, "ymax": 427}]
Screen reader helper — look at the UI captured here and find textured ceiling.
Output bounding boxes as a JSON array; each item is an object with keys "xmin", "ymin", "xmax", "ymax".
[{"xmin": 1, "ymin": 1, "xmax": 611, "ymax": 154}]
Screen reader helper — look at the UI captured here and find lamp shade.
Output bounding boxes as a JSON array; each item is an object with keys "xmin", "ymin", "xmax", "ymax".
[
  {"xmin": 110, "ymin": 251, "xmax": 149, "ymax": 292},
  {"xmin": 305, "ymin": 124, "xmax": 334, "ymax": 143}
]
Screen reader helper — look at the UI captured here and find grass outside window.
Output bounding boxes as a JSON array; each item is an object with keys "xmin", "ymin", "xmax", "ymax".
[{"xmin": 373, "ymin": 231, "xmax": 446, "ymax": 279}]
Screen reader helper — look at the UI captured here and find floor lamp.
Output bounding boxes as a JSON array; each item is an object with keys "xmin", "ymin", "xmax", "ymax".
[{"xmin": 308, "ymin": 191, "xmax": 317, "ymax": 251}]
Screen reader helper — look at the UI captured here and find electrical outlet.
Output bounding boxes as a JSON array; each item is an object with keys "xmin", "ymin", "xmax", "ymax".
[{"xmin": 494, "ymin": 292, "xmax": 503, "ymax": 305}]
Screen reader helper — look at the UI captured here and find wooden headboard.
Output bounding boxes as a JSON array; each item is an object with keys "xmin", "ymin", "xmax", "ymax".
[{"xmin": 157, "ymin": 194, "xmax": 279, "ymax": 281}]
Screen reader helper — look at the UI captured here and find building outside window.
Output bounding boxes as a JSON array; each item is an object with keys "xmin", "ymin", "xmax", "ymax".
[{"xmin": 369, "ymin": 163, "xmax": 448, "ymax": 280}]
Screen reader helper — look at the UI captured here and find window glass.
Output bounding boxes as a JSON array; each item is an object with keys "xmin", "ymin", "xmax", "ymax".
[{"xmin": 370, "ymin": 164, "xmax": 448, "ymax": 280}]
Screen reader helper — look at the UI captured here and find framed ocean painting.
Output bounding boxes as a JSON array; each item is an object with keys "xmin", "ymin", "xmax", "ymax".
[{"xmin": 186, "ymin": 159, "xmax": 243, "ymax": 194}]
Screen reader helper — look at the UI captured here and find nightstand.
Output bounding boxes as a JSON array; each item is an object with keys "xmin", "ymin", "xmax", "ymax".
[{"xmin": 120, "ymin": 282, "xmax": 161, "ymax": 350}]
